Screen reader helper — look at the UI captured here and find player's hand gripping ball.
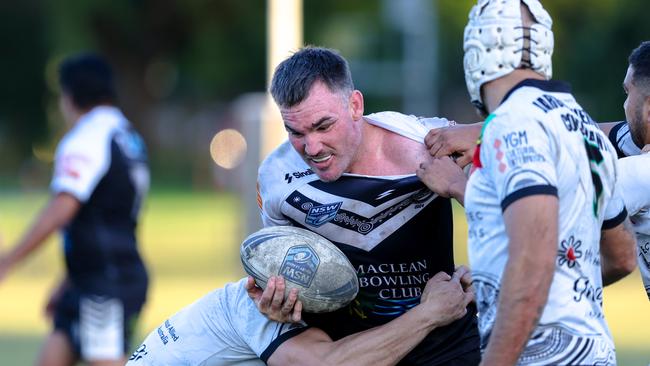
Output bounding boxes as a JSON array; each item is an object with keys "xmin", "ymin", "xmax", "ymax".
[{"xmin": 241, "ymin": 226, "xmax": 359, "ymax": 313}]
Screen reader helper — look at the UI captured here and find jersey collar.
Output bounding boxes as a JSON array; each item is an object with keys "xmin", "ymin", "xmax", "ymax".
[{"xmin": 500, "ymin": 79, "xmax": 572, "ymax": 107}]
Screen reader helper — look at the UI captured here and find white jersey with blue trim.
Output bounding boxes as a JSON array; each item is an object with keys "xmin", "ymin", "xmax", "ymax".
[
  {"xmin": 126, "ymin": 278, "xmax": 307, "ymax": 365},
  {"xmin": 464, "ymin": 80, "xmax": 626, "ymax": 365},
  {"xmin": 608, "ymin": 122, "xmax": 650, "ymax": 300},
  {"xmin": 618, "ymin": 153, "xmax": 650, "ymax": 300}
]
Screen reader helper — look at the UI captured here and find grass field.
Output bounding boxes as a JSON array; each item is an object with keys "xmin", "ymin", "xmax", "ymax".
[{"xmin": 0, "ymin": 191, "xmax": 648, "ymax": 365}]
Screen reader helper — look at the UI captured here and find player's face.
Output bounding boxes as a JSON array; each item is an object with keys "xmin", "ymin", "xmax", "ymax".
[
  {"xmin": 623, "ymin": 65, "xmax": 649, "ymax": 148},
  {"xmin": 281, "ymin": 81, "xmax": 364, "ymax": 182}
]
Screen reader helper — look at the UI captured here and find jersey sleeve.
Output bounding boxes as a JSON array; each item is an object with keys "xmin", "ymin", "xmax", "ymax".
[
  {"xmin": 257, "ymin": 149, "xmax": 293, "ymax": 227},
  {"xmin": 617, "ymin": 154, "xmax": 650, "ymax": 216},
  {"xmin": 233, "ymin": 280, "xmax": 309, "ymax": 361},
  {"xmin": 481, "ymin": 114, "xmax": 558, "ymax": 212},
  {"xmin": 50, "ymin": 128, "xmax": 111, "ymax": 202},
  {"xmin": 257, "ymin": 180, "xmax": 291, "ymax": 227},
  {"xmin": 608, "ymin": 121, "xmax": 641, "ymax": 158}
]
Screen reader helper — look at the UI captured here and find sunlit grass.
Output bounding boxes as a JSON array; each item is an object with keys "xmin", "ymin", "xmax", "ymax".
[{"xmin": 0, "ymin": 193, "xmax": 647, "ymax": 364}]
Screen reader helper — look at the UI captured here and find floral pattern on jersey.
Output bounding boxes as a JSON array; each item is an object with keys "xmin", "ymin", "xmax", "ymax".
[{"xmin": 557, "ymin": 235, "xmax": 583, "ymax": 268}]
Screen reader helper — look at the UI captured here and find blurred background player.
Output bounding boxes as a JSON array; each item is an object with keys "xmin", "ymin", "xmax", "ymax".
[
  {"xmin": 417, "ymin": 0, "xmax": 637, "ymax": 365},
  {"xmin": 0, "ymin": 53, "xmax": 150, "ymax": 366}
]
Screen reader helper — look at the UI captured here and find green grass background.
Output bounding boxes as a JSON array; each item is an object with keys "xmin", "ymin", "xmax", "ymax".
[{"xmin": 0, "ymin": 191, "xmax": 648, "ymax": 365}]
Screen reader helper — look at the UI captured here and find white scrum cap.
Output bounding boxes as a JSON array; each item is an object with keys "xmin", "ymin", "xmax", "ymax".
[{"xmin": 463, "ymin": 0, "xmax": 554, "ymax": 112}]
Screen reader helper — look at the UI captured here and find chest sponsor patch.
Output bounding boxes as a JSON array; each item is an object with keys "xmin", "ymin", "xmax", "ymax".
[{"xmin": 305, "ymin": 202, "xmax": 342, "ymax": 227}]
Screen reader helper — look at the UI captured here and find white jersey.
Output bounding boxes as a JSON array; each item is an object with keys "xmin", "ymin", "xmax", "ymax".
[
  {"xmin": 609, "ymin": 122, "xmax": 650, "ymax": 300},
  {"xmin": 464, "ymin": 79, "xmax": 626, "ymax": 365},
  {"xmin": 126, "ymin": 278, "xmax": 307, "ymax": 365}
]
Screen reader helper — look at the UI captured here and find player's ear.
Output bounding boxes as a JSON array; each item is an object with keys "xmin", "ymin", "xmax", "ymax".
[{"xmin": 349, "ymin": 90, "xmax": 364, "ymax": 121}]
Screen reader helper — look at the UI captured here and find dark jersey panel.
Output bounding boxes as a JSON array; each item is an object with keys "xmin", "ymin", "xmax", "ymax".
[
  {"xmin": 289, "ymin": 175, "xmax": 479, "ymax": 365},
  {"xmin": 64, "ymin": 130, "xmax": 148, "ymax": 301}
]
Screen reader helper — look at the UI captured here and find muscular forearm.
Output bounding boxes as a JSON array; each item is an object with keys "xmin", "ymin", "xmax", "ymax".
[
  {"xmin": 270, "ymin": 304, "xmax": 443, "ymax": 366},
  {"xmin": 324, "ymin": 305, "xmax": 437, "ymax": 365},
  {"xmin": 482, "ymin": 196, "xmax": 557, "ymax": 366},
  {"xmin": 601, "ymin": 219, "xmax": 637, "ymax": 286},
  {"xmin": 480, "ymin": 253, "xmax": 554, "ymax": 366}
]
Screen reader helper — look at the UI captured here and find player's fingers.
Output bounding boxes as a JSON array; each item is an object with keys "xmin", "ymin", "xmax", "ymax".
[
  {"xmin": 431, "ymin": 271, "xmax": 452, "ymax": 282},
  {"xmin": 258, "ymin": 276, "xmax": 276, "ymax": 309},
  {"xmin": 292, "ymin": 300, "xmax": 303, "ymax": 323},
  {"xmin": 270, "ymin": 276, "xmax": 286, "ymax": 310},
  {"xmin": 246, "ymin": 276, "xmax": 263, "ymax": 300},
  {"xmin": 463, "ymin": 290, "xmax": 475, "ymax": 306},
  {"xmin": 642, "ymin": 144, "xmax": 650, "ymax": 153},
  {"xmin": 281, "ymin": 288, "xmax": 298, "ymax": 315},
  {"xmin": 456, "ymin": 153, "xmax": 473, "ymax": 168},
  {"xmin": 424, "ymin": 128, "xmax": 442, "ymax": 148}
]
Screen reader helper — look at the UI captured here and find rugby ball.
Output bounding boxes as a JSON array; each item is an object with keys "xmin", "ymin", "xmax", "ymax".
[{"xmin": 241, "ymin": 226, "xmax": 359, "ymax": 313}]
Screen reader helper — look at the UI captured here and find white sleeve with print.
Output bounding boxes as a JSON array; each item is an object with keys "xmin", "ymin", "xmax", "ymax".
[
  {"xmin": 51, "ymin": 122, "xmax": 112, "ymax": 202},
  {"xmin": 618, "ymin": 153, "xmax": 650, "ymax": 300}
]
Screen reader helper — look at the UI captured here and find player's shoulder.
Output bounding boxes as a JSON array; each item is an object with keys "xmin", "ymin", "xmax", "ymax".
[
  {"xmin": 365, "ymin": 111, "xmax": 450, "ymax": 142},
  {"xmin": 59, "ymin": 106, "xmax": 127, "ymax": 153},
  {"xmin": 259, "ymin": 141, "xmax": 314, "ymax": 188}
]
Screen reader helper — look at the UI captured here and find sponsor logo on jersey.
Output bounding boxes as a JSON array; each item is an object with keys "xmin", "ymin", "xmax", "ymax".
[
  {"xmin": 128, "ymin": 344, "xmax": 148, "ymax": 361},
  {"xmin": 280, "ymin": 245, "xmax": 320, "ymax": 287},
  {"xmin": 305, "ymin": 201, "xmax": 342, "ymax": 227},
  {"xmin": 572, "ymin": 276, "xmax": 604, "ymax": 318},
  {"xmin": 557, "ymin": 235, "xmax": 582, "ymax": 268},
  {"xmin": 493, "ymin": 139, "xmax": 507, "ymax": 173},
  {"xmin": 285, "ymin": 168, "xmax": 315, "ymax": 184}
]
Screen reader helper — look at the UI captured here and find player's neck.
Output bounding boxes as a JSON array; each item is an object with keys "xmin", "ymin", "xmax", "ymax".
[
  {"xmin": 483, "ymin": 69, "xmax": 545, "ymax": 113},
  {"xmin": 348, "ymin": 120, "xmax": 425, "ymax": 176}
]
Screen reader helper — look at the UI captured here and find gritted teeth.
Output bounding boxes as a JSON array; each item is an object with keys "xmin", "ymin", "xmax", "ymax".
[{"xmin": 310, "ymin": 154, "xmax": 332, "ymax": 163}]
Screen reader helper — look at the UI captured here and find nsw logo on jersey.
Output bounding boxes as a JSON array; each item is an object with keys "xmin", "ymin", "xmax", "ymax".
[
  {"xmin": 305, "ymin": 202, "xmax": 342, "ymax": 227},
  {"xmin": 280, "ymin": 245, "xmax": 320, "ymax": 287}
]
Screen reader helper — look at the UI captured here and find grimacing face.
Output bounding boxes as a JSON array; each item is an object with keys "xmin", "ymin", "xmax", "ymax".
[
  {"xmin": 623, "ymin": 65, "xmax": 649, "ymax": 148},
  {"xmin": 280, "ymin": 81, "xmax": 364, "ymax": 182}
]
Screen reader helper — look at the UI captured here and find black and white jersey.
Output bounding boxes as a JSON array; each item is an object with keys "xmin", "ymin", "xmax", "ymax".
[
  {"xmin": 258, "ymin": 112, "xmax": 479, "ymax": 365},
  {"xmin": 609, "ymin": 122, "xmax": 650, "ymax": 300},
  {"xmin": 51, "ymin": 106, "xmax": 149, "ymax": 300},
  {"xmin": 465, "ymin": 80, "xmax": 626, "ymax": 365}
]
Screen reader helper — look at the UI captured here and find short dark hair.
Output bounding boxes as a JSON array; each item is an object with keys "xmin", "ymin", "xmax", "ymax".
[
  {"xmin": 58, "ymin": 53, "xmax": 117, "ymax": 109},
  {"xmin": 629, "ymin": 41, "xmax": 650, "ymax": 95},
  {"xmin": 270, "ymin": 46, "xmax": 354, "ymax": 108}
]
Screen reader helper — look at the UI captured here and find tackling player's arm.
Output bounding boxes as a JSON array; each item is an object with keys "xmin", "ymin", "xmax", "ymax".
[
  {"xmin": 416, "ymin": 156, "xmax": 468, "ymax": 206},
  {"xmin": 480, "ymin": 195, "xmax": 558, "ymax": 366},
  {"xmin": 267, "ymin": 270, "xmax": 474, "ymax": 366},
  {"xmin": 0, "ymin": 193, "xmax": 80, "ymax": 282},
  {"xmin": 600, "ymin": 218, "xmax": 637, "ymax": 286},
  {"xmin": 425, "ymin": 122, "xmax": 483, "ymax": 167}
]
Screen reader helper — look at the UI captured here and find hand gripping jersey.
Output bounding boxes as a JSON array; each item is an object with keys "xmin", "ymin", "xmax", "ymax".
[
  {"xmin": 609, "ymin": 122, "xmax": 650, "ymax": 300},
  {"xmin": 51, "ymin": 106, "xmax": 149, "ymax": 300},
  {"xmin": 258, "ymin": 112, "xmax": 479, "ymax": 365},
  {"xmin": 127, "ymin": 278, "xmax": 308, "ymax": 365},
  {"xmin": 465, "ymin": 79, "xmax": 627, "ymax": 365}
]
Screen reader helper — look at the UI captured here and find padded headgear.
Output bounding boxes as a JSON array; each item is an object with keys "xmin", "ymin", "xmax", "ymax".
[{"xmin": 463, "ymin": 0, "xmax": 554, "ymax": 113}]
